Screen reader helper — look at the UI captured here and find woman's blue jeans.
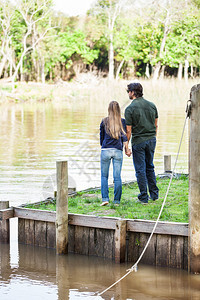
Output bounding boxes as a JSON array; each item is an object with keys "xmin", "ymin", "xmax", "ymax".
[
  {"xmin": 132, "ymin": 137, "xmax": 159, "ymax": 203},
  {"xmin": 101, "ymin": 149, "xmax": 123, "ymax": 203}
]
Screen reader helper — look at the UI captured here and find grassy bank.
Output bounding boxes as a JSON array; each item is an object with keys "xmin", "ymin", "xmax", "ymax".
[
  {"xmin": 25, "ymin": 176, "xmax": 189, "ymax": 223},
  {"xmin": 0, "ymin": 77, "xmax": 199, "ymax": 105}
]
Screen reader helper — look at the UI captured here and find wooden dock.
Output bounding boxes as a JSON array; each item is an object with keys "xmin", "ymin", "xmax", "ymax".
[{"xmin": 0, "ymin": 205, "xmax": 188, "ymax": 269}]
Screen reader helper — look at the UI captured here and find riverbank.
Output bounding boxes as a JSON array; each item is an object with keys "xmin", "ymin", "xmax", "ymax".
[
  {"xmin": 25, "ymin": 176, "xmax": 189, "ymax": 223},
  {"xmin": 0, "ymin": 77, "xmax": 199, "ymax": 104}
]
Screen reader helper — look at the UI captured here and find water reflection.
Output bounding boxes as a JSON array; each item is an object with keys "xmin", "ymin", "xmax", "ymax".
[
  {"xmin": 0, "ymin": 97, "xmax": 189, "ymax": 206},
  {"xmin": 0, "ymin": 241, "xmax": 200, "ymax": 299}
]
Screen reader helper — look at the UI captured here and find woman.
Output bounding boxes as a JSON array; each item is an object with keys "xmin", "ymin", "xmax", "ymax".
[{"xmin": 100, "ymin": 101, "xmax": 131, "ymax": 206}]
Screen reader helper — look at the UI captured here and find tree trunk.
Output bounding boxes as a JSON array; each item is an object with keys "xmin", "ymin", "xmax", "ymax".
[
  {"xmin": 108, "ymin": 34, "xmax": 114, "ymax": 80},
  {"xmin": 9, "ymin": 59, "xmax": 13, "ymax": 78},
  {"xmin": 20, "ymin": 59, "xmax": 24, "ymax": 81},
  {"xmin": 50, "ymin": 69, "xmax": 53, "ymax": 81},
  {"xmin": 37, "ymin": 58, "xmax": 40, "ymax": 82},
  {"xmin": 178, "ymin": 63, "xmax": 183, "ymax": 80},
  {"xmin": 0, "ymin": 56, "xmax": 7, "ymax": 78},
  {"xmin": 41, "ymin": 56, "xmax": 45, "ymax": 84},
  {"xmin": 4, "ymin": 63, "xmax": 8, "ymax": 78},
  {"xmin": 32, "ymin": 55, "xmax": 37, "ymax": 81},
  {"xmin": 153, "ymin": 62, "xmax": 161, "ymax": 81},
  {"xmin": 145, "ymin": 63, "xmax": 150, "ymax": 78},
  {"xmin": 184, "ymin": 58, "xmax": 189, "ymax": 81},
  {"xmin": 190, "ymin": 63, "xmax": 194, "ymax": 78},
  {"xmin": 153, "ymin": 8, "xmax": 170, "ymax": 82},
  {"xmin": 11, "ymin": 50, "xmax": 26, "ymax": 90},
  {"xmin": 160, "ymin": 65, "xmax": 166, "ymax": 79},
  {"xmin": 62, "ymin": 63, "xmax": 66, "ymax": 80},
  {"xmin": 115, "ymin": 59, "xmax": 124, "ymax": 80}
]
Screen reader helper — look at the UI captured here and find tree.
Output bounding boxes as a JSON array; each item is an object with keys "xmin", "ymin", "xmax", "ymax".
[
  {"xmin": 89, "ymin": 0, "xmax": 128, "ymax": 80},
  {"xmin": 0, "ymin": 1, "xmax": 15, "ymax": 78},
  {"xmin": 11, "ymin": 0, "xmax": 55, "ymax": 88},
  {"xmin": 59, "ymin": 30, "xmax": 98, "ymax": 78},
  {"xmin": 165, "ymin": 13, "xmax": 200, "ymax": 80}
]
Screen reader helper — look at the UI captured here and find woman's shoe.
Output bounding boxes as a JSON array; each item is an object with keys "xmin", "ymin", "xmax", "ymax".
[{"xmin": 100, "ymin": 201, "xmax": 109, "ymax": 206}]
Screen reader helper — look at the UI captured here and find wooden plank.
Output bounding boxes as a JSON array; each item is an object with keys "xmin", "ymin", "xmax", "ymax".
[
  {"xmin": 95, "ymin": 229, "xmax": 105, "ymax": 257},
  {"xmin": 156, "ymin": 234, "xmax": 171, "ymax": 267},
  {"xmin": 18, "ymin": 218, "xmax": 25, "ymax": 244},
  {"xmin": 0, "ymin": 207, "xmax": 14, "ymax": 220},
  {"xmin": 139, "ymin": 233, "xmax": 157, "ymax": 266},
  {"xmin": 126, "ymin": 232, "xmax": 140, "ymax": 262},
  {"xmin": 88, "ymin": 228, "xmax": 96, "ymax": 256},
  {"xmin": 183, "ymin": 236, "xmax": 188, "ymax": 270},
  {"xmin": 14, "ymin": 208, "xmax": 118, "ymax": 229},
  {"xmin": 14, "ymin": 208, "xmax": 189, "ymax": 236},
  {"xmin": 14, "ymin": 207, "xmax": 56, "ymax": 222},
  {"xmin": 25, "ymin": 219, "xmax": 35, "ymax": 245},
  {"xmin": 47, "ymin": 222, "xmax": 56, "ymax": 249},
  {"xmin": 74, "ymin": 226, "xmax": 89, "ymax": 255},
  {"xmin": 68, "ymin": 225, "xmax": 75, "ymax": 253},
  {"xmin": 104, "ymin": 229, "xmax": 114, "ymax": 259},
  {"xmin": 170, "ymin": 235, "xmax": 184, "ymax": 269},
  {"xmin": 127, "ymin": 219, "xmax": 188, "ymax": 236},
  {"xmin": 35, "ymin": 221, "xmax": 47, "ymax": 247},
  {"xmin": 115, "ymin": 219, "xmax": 126, "ymax": 263},
  {"xmin": 68, "ymin": 214, "xmax": 118, "ymax": 230}
]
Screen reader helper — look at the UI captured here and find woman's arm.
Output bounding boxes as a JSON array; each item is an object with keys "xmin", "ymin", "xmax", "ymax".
[{"xmin": 100, "ymin": 121, "xmax": 105, "ymax": 146}]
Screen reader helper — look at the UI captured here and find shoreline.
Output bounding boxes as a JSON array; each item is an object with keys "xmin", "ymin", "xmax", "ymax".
[{"xmin": 0, "ymin": 77, "xmax": 199, "ymax": 103}]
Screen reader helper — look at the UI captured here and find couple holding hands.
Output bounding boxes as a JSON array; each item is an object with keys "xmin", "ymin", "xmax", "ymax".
[{"xmin": 100, "ymin": 82, "xmax": 159, "ymax": 206}]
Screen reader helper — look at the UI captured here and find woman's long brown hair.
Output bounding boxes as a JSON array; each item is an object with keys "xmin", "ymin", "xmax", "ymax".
[{"xmin": 103, "ymin": 101, "xmax": 126, "ymax": 139}]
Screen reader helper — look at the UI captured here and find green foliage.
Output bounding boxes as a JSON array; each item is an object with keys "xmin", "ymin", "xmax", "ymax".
[
  {"xmin": 0, "ymin": 0, "xmax": 199, "ymax": 81},
  {"xmin": 59, "ymin": 30, "xmax": 98, "ymax": 65},
  {"xmin": 165, "ymin": 13, "xmax": 200, "ymax": 67},
  {"xmin": 192, "ymin": 0, "xmax": 200, "ymax": 8}
]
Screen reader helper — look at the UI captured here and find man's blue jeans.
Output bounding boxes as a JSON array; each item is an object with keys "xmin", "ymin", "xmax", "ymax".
[
  {"xmin": 101, "ymin": 149, "xmax": 123, "ymax": 203},
  {"xmin": 132, "ymin": 137, "xmax": 159, "ymax": 203}
]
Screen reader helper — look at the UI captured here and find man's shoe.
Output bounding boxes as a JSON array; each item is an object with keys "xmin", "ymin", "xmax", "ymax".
[
  {"xmin": 100, "ymin": 201, "xmax": 109, "ymax": 206},
  {"xmin": 150, "ymin": 197, "xmax": 158, "ymax": 201}
]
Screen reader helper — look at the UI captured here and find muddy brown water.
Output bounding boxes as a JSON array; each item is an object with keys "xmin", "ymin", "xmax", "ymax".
[{"xmin": 0, "ymin": 222, "xmax": 200, "ymax": 300}]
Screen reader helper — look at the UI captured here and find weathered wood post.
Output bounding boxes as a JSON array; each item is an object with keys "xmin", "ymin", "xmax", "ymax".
[
  {"xmin": 115, "ymin": 219, "xmax": 126, "ymax": 263},
  {"xmin": 164, "ymin": 155, "xmax": 171, "ymax": 173},
  {"xmin": 0, "ymin": 201, "xmax": 10, "ymax": 243},
  {"xmin": 56, "ymin": 161, "xmax": 68, "ymax": 254},
  {"xmin": 188, "ymin": 84, "xmax": 200, "ymax": 273}
]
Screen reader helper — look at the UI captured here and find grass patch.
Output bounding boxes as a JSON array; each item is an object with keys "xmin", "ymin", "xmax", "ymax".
[{"xmin": 25, "ymin": 176, "xmax": 189, "ymax": 223}]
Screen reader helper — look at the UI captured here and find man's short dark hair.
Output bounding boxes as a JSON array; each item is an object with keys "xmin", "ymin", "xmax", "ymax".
[{"xmin": 127, "ymin": 82, "xmax": 143, "ymax": 98}]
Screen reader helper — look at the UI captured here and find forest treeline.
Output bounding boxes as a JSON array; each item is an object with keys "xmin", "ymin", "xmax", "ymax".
[{"xmin": 0, "ymin": 0, "xmax": 200, "ymax": 87}]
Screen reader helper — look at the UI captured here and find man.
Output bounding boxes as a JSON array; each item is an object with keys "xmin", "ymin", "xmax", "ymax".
[{"xmin": 125, "ymin": 82, "xmax": 159, "ymax": 204}]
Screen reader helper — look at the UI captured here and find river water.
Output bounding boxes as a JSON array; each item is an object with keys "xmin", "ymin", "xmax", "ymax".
[
  {"xmin": 0, "ymin": 79, "xmax": 199, "ymax": 299},
  {"xmin": 1, "ymin": 236, "xmax": 200, "ymax": 299},
  {"xmin": 0, "ymin": 79, "xmax": 191, "ymax": 206}
]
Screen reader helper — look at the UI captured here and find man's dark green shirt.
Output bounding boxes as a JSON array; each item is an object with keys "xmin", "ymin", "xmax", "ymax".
[{"xmin": 125, "ymin": 97, "xmax": 158, "ymax": 145}]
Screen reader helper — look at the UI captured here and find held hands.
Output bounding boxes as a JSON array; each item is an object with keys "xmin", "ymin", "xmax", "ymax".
[
  {"xmin": 123, "ymin": 141, "xmax": 132, "ymax": 157},
  {"xmin": 125, "ymin": 148, "xmax": 132, "ymax": 157}
]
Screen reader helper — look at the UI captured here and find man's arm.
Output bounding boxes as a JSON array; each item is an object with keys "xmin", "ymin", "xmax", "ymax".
[
  {"xmin": 126, "ymin": 125, "xmax": 132, "ymax": 142},
  {"xmin": 155, "ymin": 118, "xmax": 158, "ymax": 136},
  {"xmin": 124, "ymin": 141, "xmax": 131, "ymax": 157}
]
